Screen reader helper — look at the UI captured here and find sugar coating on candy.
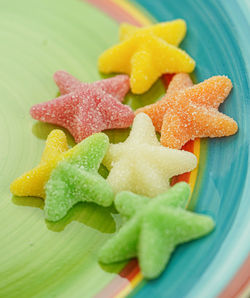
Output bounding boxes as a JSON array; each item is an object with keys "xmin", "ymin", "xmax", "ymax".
[
  {"xmin": 115, "ymin": 181, "xmax": 190, "ymax": 221},
  {"xmin": 136, "ymin": 74, "xmax": 238, "ymax": 149},
  {"xmin": 165, "ymin": 72, "xmax": 193, "ymax": 97},
  {"xmin": 45, "ymin": 133, "xmax": 114, "ymax": 222},
  {"xmin": 99, "ymin": 182, "xmax": 215, "ymax": 279},
  {"xmin": 30, "ymin": 78, "xmax": 134, "ymax": 143},
  {"xmin": 119, "ymin": 19, "xmax": 186, "ymax": 44},
  {"xmin": 10, "ymin": 130, "xmax": 69, "ymax": 198},
  {"xmin": 137, "ymin": 73, "xmax": 193, "ymax": 132},
  {"xmin": 103, "ymin": 113, "xmax": 197, "ymax": 197},
  {"xmin": 98, "ymin": 20, "xmax": 195, "ymax": 94},
  {"xmin": 53, "ymin": 71, "xmax": 130, "ymax": 102}
]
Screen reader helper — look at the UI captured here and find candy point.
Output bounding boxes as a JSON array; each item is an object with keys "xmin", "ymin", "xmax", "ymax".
[
  {"xmin": 119, "ymin": 23, "xmax": 137, "ymax": 41},
  {"xmin": 41, "ymin": 129, "xmax": 68, "ymax": 160},
  {"xmin": 10, "ymin": 129, "xmax": 69, "ymax": 199},
  {"xmin": 171, "ymin": 181, "xmax": 191, "ymax": 196},
  {"xmin": 53, "ymin": 70, "xmax": 64, "ymax": 82},
  {"xmin": 205, "ymin": 217, "xmax": 216, "ymax": 233}
]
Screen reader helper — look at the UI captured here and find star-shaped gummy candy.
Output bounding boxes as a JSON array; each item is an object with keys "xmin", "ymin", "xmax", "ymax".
[
  {"xmin": 99, "ymin": 182, "xmax": 215, "ymax": 279},
  {"xmin": 30, "ymin": 73, "xmax": 134, "ymax": 143},
  {"xmin": 103, "ymin": 113, "xmax": 197, "ymax": 197},
  {"xmin": 45, "ymin": 133, "xmax": 114, "ymax": 222},
  {"xmin": 53, "ymin": 70, "xmax": 130, "ymax": 102},
  {"xmin": 136, "ymin": 74, "xmax": 238, "ymax": 149},
  {"xmin": 98, "ymin": 19, "xmax": 195, "ymax": 94},
  {"xmin": 10, "ymin": 130, "xmax": 69, "ymax": 198}
]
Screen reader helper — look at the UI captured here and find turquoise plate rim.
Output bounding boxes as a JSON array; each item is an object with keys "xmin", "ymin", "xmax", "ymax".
[{"xmin": 132, "ymin": 0, "xmax": 250, "ymax": 297}]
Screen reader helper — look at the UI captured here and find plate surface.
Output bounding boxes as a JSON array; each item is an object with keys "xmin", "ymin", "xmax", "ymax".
[{"xmin": 0, "ymin": 0, "xmax": 249, "ymax": 297}]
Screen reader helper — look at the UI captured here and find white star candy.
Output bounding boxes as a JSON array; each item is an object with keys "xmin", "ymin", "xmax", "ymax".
[{"xmin": 103, "ymin": 113, "xmax": 197, "ymax": 197}]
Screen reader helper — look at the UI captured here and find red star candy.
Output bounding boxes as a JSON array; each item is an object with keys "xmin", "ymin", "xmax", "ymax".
[
  {"xmin": 53, "ymin": 70, "xmax": 130, "ymax": 102},
  {"xmin": 30, "ymin": 74, "xmax": 134, "ymax": 143}
]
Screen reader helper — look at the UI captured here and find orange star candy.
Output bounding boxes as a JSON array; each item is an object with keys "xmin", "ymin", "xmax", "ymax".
[{"xmin": 136, "ymin": 74, "xmax": 238, "ymax": 149}]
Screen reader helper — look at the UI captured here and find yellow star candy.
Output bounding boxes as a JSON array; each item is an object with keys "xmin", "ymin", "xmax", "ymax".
[
  {"xmin": 98, "ymin": 19, "xmax": 195, "ymax": 94},
  {"xmin": 10, "ymin": 130, "xmax": 69, "ymax": 199},
  {"xmin": 119, "ymin": 19, "xmax": 186, "ymax": 43}
]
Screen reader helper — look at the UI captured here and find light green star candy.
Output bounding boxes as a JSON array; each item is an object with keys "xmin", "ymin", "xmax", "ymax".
[
  {"xmin": 45, "ymin": 133, "xmax": 114, "ymax": 222},
  {"xmin": 99, "ymin": 182, "xmax": 215, "ymax": 279}
]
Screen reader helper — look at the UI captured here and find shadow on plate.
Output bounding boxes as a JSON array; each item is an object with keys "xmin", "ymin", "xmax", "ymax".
[
  {"xmin": 99, "ymin": 258, "xmax": 140, "ymax": 276},
  {"xmin": 12, "ymin": 196, "xmax": 116, "ymax": 234},
  {"xmin": 32, "ymin": 121, "xmax": 76, "ymax": 147},
  {"xmin": 99, "ymin": 260, "xmax": 128, "ymax": 275},
  {"xmin": 12, "ymin": 195, "xmax": 45, "ymax": 209},
  {"xmin": 104, "ymin": 128, "xmax": 130, "ymax": 144},
  {"xmin": 99, "ymin": 72, "xmax": 166, "ymax": 111}
]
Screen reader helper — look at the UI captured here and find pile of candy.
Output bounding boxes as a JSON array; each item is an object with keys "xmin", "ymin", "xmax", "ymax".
[{"xmin": 11, "ymin": 20, "xmax": 238, "ymax": 279}]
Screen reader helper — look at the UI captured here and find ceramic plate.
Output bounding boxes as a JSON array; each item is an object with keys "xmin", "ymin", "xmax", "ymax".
[{"xmin": 0, "ymin": 0, "xmax": 249, "ymax": 297}]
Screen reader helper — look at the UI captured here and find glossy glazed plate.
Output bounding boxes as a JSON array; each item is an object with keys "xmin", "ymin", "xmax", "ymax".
[{"xmin": 0, "ymin": 0, "xmax": 249, "ymax": 297}]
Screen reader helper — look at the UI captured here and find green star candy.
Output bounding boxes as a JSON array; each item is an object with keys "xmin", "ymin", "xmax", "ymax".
[
  {"xmin": 45, "ymin": 133, "xmax": 114, "ymax": 222},
  {"xmin": 99, "ymin": 182, "xmax": 215, "ymax": 279}
]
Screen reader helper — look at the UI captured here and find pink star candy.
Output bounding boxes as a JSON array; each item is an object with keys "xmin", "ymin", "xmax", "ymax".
[
  {"xmin": 30, "ymin": 72, "xmax": 134, "ymax": 143},
  {"xmin": 53, "ymin": 70, "xmax": 130, "ymax": 102}
]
